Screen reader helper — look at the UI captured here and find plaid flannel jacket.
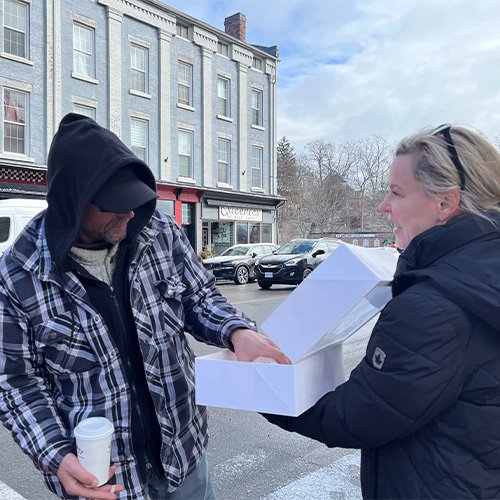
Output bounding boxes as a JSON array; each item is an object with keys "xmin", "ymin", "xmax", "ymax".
[{"xmin": 0, "ymin": 210, "xmax": 255, "ymax": 499}]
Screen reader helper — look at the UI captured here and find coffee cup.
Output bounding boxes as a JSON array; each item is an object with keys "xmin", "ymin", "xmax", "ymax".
[{"xmin": 74, "ymin": 417, "xmax": 114, "ymax": 486}]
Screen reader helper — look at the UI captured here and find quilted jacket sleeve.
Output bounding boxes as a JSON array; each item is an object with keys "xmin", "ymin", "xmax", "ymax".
[
  {"xmin": 264, "ymin": 283, "xmax": 469, "ymax": 449},
  {"xmin": 0, "ymin": 283, "xmax": 74, "ymax": 474}
]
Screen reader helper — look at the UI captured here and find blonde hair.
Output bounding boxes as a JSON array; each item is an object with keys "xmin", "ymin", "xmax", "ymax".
[{"xmin": 395, "ymin": 125, "xmax": 500, "ymax": 221}]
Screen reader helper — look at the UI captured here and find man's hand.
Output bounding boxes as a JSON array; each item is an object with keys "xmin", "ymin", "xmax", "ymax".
[
  {"xmin": 229, "ymin": 328, "xmax": 291, "ymax": 364},
  {"xmin": 56, "ymin": 453, "xmax": 125, "ymax": 499}
]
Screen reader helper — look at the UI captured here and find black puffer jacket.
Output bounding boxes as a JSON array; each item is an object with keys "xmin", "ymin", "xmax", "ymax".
[{"xmin": 264, "ymin": 214, "xmax": 500, "ymax": 499}]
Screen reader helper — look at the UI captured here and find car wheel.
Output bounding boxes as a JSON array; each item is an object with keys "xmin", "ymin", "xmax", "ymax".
[
  {"xmin": 258, "ymin": 280, "xmax": 272, "ymax": 290},
  {"xmin": 302, "ymin": 268, "xmax": 313, "ymax": 280},
  {"xmin": 234, "ymin": 266, "xmax": 250, "ymax": 285}
]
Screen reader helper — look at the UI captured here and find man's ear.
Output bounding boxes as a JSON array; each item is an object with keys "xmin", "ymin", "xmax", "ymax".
[{"xmin": 439, "ymin": 189, "xmax": 461, "ymax": 222}]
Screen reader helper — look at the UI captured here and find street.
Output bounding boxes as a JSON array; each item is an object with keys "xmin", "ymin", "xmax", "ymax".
[{"xmin": 0, "ymin": 281, "xmax": 375, "ymax": 500}]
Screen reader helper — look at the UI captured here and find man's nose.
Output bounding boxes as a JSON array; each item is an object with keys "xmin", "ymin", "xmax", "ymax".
[{"xmin": 120, "ymin": 210, "xmax": 135, "ymax": 220}]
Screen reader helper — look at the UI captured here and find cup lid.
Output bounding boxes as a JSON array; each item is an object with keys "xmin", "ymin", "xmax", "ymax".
[{"xmin": 74, "ymin": 417, "xmax": 114, "ymax": 440}]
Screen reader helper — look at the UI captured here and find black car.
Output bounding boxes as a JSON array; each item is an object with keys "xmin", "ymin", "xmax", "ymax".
[
  {"xmin": 255, "ymin": 238, "xmax": 340, "ymax": 289},
  {"xmin": 202, "ymin": 243, "xmax": 279, "ymax": 285}
]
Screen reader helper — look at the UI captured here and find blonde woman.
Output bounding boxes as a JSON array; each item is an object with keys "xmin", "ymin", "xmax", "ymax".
[{"xmin": 264, "ymin": 124, "xmax": 500, "ymax": 499}]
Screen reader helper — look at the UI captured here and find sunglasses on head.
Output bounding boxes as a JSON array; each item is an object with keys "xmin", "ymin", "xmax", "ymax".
[{"xmin": 430, "ymin": 124, "xmax": 466, "ymax": 190}]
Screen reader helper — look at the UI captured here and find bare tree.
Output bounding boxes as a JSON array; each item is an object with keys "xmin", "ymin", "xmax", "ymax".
[
  {"xmin": 347, "ymin": 136, "xmax": 392, "ymax": 231},
  {"xmin": 303, "ymin": 140, "xmax": 353, "ymax": 236}
]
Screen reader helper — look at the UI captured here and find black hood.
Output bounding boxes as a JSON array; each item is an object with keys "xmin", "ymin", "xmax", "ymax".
[
  {"xmin": 45, "ymin": 113, "xmax": 157, "ymax": 267},
  {"xmin": 393, "ymin": 213, "xmax": 500, "ymax": 332}
]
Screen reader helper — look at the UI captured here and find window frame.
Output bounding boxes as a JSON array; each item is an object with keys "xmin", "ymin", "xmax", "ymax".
[
  {"xmin": 72, "ymin": 22, "xmax": 95, "ymax": 78},
  {"xmin": 178, "ymin": 61, "xmax": 193, "ymax": 107},
  {"xmin": 217, "ymin": 76, "xmax": 230, "ymax": 117},
  {"xmin": 176, "ymin": 23, "xmax": 189, "ymax": 39},
  {"xmin": 73, "ymin": 103, "xmax": 96, "ymax": 119},
  {"xmin": 3, "ymin": 87, "xmax": 28, "ymax": 155},
  {"xmin": 3, "ymin": 0, "xmax": 29, "ymax": 59},
  {"xmin": 130, "ymin": 117, "xmax": 148, "ymax": 163},
  {"xmin": 178, "ymin": 129, "xmax": 193, "ymax": 179},
  {"xmin": 251, "ymin": 89, "xmax": 263, "ymax": 127},
  {"xmin": 251, "ymin": 145, "xmax": 263, "ymax": 189},
  {"xmin": 252, "ymin": 57, "xmax": 263, "ymax": 71},
  {"xmin": 217, "ymin": 41, "xmax": 229, "ymax": 57},
  {"xmin": 217, "ymin": 138, "xmax": 231, "ymax": 185},
  {"xmin": 130, "ymin": 43, "xmax": 148, "ymax": 94}
]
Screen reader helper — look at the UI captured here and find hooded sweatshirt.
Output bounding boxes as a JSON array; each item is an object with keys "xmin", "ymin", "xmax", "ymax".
[{"xmin": 45, "ymin": 112, "xmax": 157, "ymax": 268}]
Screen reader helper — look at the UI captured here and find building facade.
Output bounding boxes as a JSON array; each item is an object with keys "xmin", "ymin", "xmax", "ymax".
[{"xmin": 0, "ymin": 0, "xmax": 282, "ymax": 253}]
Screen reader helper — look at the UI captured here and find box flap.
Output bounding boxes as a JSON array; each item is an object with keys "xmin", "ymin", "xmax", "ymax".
[{"xmin": 261, "ymin": 243, "xmax": 398, "ymax": 363}]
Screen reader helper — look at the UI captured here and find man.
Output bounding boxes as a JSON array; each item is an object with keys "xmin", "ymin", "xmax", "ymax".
[{"xmin": 0, "ymin": 114, "xmax": 289, "ymax": 499}]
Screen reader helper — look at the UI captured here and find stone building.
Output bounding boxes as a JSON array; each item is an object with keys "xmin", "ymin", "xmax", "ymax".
[{"xmin": 0, "ymin": 0, "xmax": 282, "ymax": 253}]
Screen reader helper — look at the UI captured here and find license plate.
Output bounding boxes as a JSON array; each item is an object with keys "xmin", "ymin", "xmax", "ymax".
[{"xmin": 264, "ymin": 272, "xmax": 273, "ymax": 278}]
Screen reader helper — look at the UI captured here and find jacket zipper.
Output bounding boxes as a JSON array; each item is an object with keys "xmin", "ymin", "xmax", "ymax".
[{"xmin": 109, "ymin": 283, "xmax": 153, "ymax": 475}]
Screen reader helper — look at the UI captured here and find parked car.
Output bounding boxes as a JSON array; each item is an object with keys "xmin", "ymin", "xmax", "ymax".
[
  {"xmin": 202, "ymin": 243, "xmax": 279, "ymax": 285},
  {"xmin": 255, "ymin": 238, "xmax": 341, "ymax": 289},
  {"xmin": 0, "ymin": 198, "xmax": 47, "ymax": 256}
]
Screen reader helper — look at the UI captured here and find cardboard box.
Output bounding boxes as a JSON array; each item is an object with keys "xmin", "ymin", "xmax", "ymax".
[
  {"xmin": 195, "ymin": 244, "xmax": 398, "ymax": 416},
  {"xmin": 195, "ymin": 345, "xmax": 345, "ymax": 416}
]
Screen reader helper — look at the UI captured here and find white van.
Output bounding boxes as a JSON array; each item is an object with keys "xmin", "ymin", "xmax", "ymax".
[{"xmin": 0, "ymin": 198, "xmax": 47, "ymax": 255}]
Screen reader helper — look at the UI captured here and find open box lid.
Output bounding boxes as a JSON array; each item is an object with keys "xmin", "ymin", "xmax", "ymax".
[{"xmin": 260, "ymin": 243, "xmax": 399, "ymax": 363}]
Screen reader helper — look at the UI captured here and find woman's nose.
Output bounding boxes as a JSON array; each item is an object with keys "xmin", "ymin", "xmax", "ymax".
[{"xmin": 379, "ymin": 196, "xmax": 389, "ymax": 213}]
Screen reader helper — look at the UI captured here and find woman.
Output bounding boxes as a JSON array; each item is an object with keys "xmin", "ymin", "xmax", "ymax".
[{"xmin": 264, "ymin": 125, "xmax": 500, "ymax": 499}]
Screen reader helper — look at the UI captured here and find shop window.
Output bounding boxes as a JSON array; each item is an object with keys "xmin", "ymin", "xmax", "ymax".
[
  {"xmin": 157, "ymin": 199, "xmax": 175, "ymax": 216},
  {"xmin": 261, "ymin": 223, "xmax": 272, "ymax": 243}
]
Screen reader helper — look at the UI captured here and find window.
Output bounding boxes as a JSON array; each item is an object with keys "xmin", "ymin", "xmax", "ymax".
[
  {"xmin": 251, "ymin": 146, "xmax": 263, "ymax": 189},
  {"xmin": 217, "ymin": 77, "xmax": 230, "ymax": 117},
  {"xmin": 363, "ymin": 239, "xmax": 369, "ymax": 247},
  {"xmin": 252, "ymin": 57, "xmax": 263, "ymax": 71},
  {"xmin": 74, "ymin": 103, "xmax": 95, "ymax": 119},
  {"xmin": 3, "ymin": 0, "xmax": 28, "ymax": 59},
  {"xmin": 73, "ymin": 23, "xmax": 95, "ymax": 78},
  {"xmin": 130, "ymin": 44, "xmax": 148, "ymax": 93},
  {"xmin": 178, "ymin": 62, "xmax": 192, "ymax": 106},
  {"xmin": 3, "ymin": 88, "xmax": 27, "ymax": 154},
  {"xmin": 218, "ymin": 138, "xmax": 230, "ymax": 184},
  {"xmin": 251, "ymin": 89, "xmax": 263, "ymax": 126},
  {"xmin": 176, "ymin": 23, "xmax": 189, "ymax": 39},
  {"xmin": 130, "ymin": 118, "xmax": 148, "ymax": 162},
  {"xmin": 178, "ymin": 130, "xmax": 193, "ymax": 178},
  {"xmin": 217, "ymin": 41, "xmax": 228, "ymax": 57},
  {"xmin": 181, "ymin": 203, "xmax": 191, "ymax": 224}
]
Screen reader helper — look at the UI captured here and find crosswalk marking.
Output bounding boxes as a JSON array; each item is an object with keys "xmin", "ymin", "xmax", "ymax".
[{"xmin": 0, "ymin": 480, "xmax": 26, "ymax": 500}]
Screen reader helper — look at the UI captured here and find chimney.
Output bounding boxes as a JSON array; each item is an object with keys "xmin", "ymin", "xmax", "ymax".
[{"xmin": 224, "ymin": 12, "xmax": 246, "ymax": 42}]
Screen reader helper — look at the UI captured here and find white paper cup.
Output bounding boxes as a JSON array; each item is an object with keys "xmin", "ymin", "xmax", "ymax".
[{"xmin": 74, "ymin": 417, "xmax": 114, "ymax": 486}]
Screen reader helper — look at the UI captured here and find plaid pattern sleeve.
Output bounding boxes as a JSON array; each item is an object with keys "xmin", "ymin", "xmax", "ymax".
[
  {"xmin": 0, "ymin": 283, "xmax": 74, "ymax": 474},
  {"xmin": 167, "ymin": 214, "xmax": 258, "ymax": 345}
]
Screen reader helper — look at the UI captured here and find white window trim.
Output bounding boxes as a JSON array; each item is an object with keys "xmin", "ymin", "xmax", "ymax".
[
  {"xmin": 178, "ymin": 61, "xmax": 193, "ymax": 107},
  {"xmin": 72, "ymin": 21, "xmax": 96, "ymax": 80},
  {"xmin": 2, "ymin": 86, "xmax": 29, "ymax": 157},
  {"xmin": 3, "ymin": 0, "xmax": 30, "ymax": 60},
  {"xmin": 130, "ymin": 116, "xmax": 149, "ymax": 163},
  {"xmin": 217, "ymin": 138, "xmax": 231, "ymax": 186},
  {"xmin": 178, "ymin": 128, "xmax": 194, "ymax": 180},
  {"xmin": 130, "ymin": 42, "xmax": 148, "ymax": 95}
]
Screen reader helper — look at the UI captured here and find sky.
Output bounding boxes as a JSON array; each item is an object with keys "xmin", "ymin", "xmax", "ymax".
[{"xmin": 160, "ymin": 0, "xmax": 500, "ymax": 153}]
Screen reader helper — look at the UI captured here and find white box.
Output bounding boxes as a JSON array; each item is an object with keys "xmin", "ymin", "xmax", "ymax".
[
  {"xmin": 195, "ymin": 244, "xmax": 398, "ymax": 416},
  {"xmin": 195, "ymin": 345, "xmax": 345, "ymax": 416}
]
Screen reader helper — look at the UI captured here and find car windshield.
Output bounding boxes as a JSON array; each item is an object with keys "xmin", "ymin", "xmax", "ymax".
[
  {"xmin": 221, "ymin": 246, "xmax": 250, "ymax": 256},
  {"xmin": 276, "ymin": 241, "xmax": 314, "ymax": 255}
]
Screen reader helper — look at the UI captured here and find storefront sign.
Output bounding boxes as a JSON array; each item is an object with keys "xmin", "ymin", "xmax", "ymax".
[{"xmin": 219, "ymin": 206, "xmax": 262, "ymax": 222}]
